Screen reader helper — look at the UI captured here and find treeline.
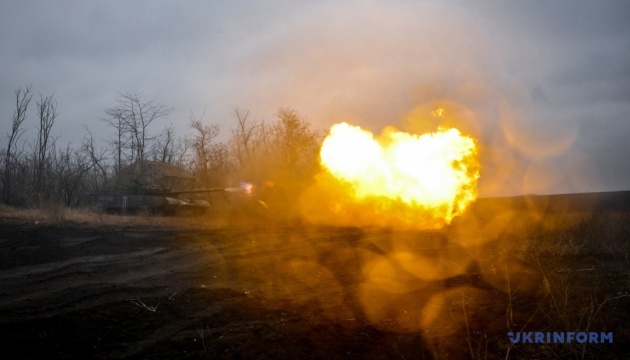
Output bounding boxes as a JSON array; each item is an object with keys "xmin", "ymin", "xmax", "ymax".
[{"xmin": 0, "ymin": 85, "xmax": 320, "ymax": 211}]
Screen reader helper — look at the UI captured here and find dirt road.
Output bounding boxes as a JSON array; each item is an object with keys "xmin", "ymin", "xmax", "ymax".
[{"xmin": 0, "ymin": 222, "xmax": 432, "ymax": 359}]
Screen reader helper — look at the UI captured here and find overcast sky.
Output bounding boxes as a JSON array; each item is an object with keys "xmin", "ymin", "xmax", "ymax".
[{"xmin": 1, "ymin": 0, "xmax": 629, "ymax": 196}]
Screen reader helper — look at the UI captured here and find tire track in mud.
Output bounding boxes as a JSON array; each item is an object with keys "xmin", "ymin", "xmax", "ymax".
[{"xmin": 0, "ymin": 227, "xmax": 226, "ymax": 324}]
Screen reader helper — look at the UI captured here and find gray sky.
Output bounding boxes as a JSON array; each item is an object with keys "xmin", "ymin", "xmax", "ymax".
[{"xmin": 1, "ymin": 0, "xmax": 629, "ymax": 196}]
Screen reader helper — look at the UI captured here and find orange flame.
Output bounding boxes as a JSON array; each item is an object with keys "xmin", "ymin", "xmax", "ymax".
[{"xmin": 318, "ymin": 121, "xmax": 479, "ymax": 227}]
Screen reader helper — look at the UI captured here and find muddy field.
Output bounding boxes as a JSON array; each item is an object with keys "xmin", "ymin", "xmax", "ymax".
[{"xmin": 0, "ymin": 193, "xmax": 629, "ymax": 359}]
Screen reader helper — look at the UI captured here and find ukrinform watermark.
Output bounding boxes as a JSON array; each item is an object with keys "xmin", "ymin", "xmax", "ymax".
[{"xmin": 507, "ymin": 332, "xmax": 613, "ymax": 344}]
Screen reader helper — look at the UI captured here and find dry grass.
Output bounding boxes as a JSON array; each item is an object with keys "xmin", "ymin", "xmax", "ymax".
[
  {"xmin": 490, "ymin": 211, "xmax": 630, "ymax": 359},
  {"xmin": 0, "ymin": 204, "xmax": 225, "ymax": 230}
]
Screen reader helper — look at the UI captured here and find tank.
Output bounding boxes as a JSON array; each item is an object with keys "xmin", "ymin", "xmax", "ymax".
[{"xmin": 88, "ymin": 160, "xmax": 224, "ymax": 215}]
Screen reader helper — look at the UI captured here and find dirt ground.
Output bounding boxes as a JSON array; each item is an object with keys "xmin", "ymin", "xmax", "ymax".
[{"xmin": 0, "ymin": 193, "xmax": 629, "ymax": 359}]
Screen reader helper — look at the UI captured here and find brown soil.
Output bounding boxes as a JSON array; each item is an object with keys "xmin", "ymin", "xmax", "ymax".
[{"xmin": 0, "ymin": 193, "xmax": 629, "ymax": 359}]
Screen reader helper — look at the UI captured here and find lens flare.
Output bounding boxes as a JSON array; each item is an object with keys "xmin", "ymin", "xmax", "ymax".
[{"xmin": 318, "ymin": 122, "xmax": 479, "ymax": 227}]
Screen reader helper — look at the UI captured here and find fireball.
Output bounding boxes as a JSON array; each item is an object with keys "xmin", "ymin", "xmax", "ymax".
[{"xmin": 318, "ymin": 122, "xmax": 479, "ymax": 227}]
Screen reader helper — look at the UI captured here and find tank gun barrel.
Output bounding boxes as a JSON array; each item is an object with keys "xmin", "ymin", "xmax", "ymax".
[{"xmin": 164, "ymin": 188, "xmax": 226, "ymax": 195}]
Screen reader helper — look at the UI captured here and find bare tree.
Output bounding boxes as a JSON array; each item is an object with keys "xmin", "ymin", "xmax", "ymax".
[
  {"xmin": 150, "ymin": 124, "xmax": 176, "ymax": 163},
  {"xmin": 228, "ymin": 107, "xmax": 319, "ymax": 219},
  {"xmin": 2, "ymin": 85, "xmax": 32, "ymax": 204},
  {"xmin": 188, "ymin": 110, "xmax": 221, "ymax": 186},
  {"xmin": 172, "ymin": 135, "xmax": 190, "ymax": 166},
  {"xmin": 81, "ymin": 127, "xmax": 109, "ymax": 189},
  {"xmin": 52, "ymin": 145, "xmax": 97, "ymax": 206},
  {"xmin": 102, "ymin": 105, "xmax": 127, "ymax": 175},
  {"xmin": 269, "ymin": 107, "xmax": 319, "ymax": 179},
  {"xmin": 103, "ymin": 92, "xmax": 171, "ymax": 171},
  {"xmin": 231, "ymin": 108, "xmax": 268, "ymax": 177},
  {"xmin": 207, "ymin": 142, "xmax": 231, "ymax": 187},
  {"xmin": 232, "ymin": 108, "xmax": 253, "ymax": 169},
  {"xmin": 34, "ymin": 93, "xmax": 58, "ymax": 204}
]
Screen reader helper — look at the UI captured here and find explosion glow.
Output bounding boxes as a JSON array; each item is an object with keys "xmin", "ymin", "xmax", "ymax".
[{"xmin": 318, "ymin": 122, "xmax": 480, "ymax": 227}]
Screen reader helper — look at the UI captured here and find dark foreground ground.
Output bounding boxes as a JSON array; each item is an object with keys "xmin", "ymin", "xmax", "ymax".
[{"xmin": 0, "ymin": 192, "xmax": 629, "ymax": 359}]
